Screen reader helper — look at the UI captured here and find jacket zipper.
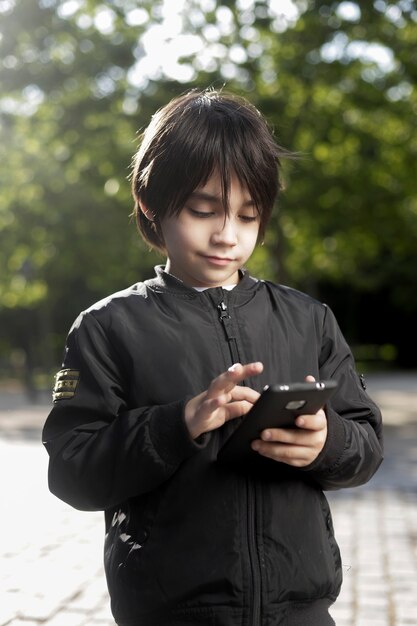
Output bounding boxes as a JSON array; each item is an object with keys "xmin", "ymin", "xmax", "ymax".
[
  {"xmin": 247, "ymin": 480, "xmax": 262, "ymax": 626},
  {"xmin": 216, "ymin": 293, "xmax": 262, "ymax": 625},
  {"xmin": 217, "ymin": 298, "xmax": 240, "ymax": 365}
]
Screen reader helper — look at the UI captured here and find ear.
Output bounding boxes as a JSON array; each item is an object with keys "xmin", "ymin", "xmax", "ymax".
[{"xmin": 138, "ymin": 201, "xmax": 154, "ymax": 222}]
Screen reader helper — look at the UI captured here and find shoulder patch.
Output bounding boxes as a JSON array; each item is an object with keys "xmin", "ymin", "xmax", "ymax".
[{"xmin": 53, "ymin": 369, "xmax": 80, "ymax": 401}]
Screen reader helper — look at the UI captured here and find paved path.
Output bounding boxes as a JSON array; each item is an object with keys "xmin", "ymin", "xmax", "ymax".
[{"xmin": 0, "ymin": 372, "xmax": 416, "ymax": 626}]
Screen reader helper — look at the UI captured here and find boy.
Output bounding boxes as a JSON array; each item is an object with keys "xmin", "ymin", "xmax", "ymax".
[{"xmin": 43, "ymin": 89, "xmax": 383, "ymax": 626}]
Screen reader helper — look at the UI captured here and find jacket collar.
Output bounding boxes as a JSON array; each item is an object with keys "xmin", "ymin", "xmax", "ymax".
[{"xmin": 144, "ymin": 265, "xmax": 259, "ymax": 299}]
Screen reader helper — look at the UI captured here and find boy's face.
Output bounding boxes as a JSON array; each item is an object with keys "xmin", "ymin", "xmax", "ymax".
[{"xmin": 160, "ymin": 172, "xmax": 260, "ymax": 288}]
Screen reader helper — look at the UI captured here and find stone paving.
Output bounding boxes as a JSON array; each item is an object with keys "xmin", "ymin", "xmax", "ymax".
[{"xmin": 0, "ymin": 372, "xmax": 416, "ymax": 626}]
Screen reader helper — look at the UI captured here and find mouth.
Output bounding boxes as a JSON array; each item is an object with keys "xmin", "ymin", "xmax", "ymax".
[{"xmin": 202, "ymin": 255, "xmax": 235, "ymax": 266}]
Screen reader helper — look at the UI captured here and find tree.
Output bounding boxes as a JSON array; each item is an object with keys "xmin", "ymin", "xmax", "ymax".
[{"xmin": 1, "ymin": 0, "xmax": 416, "ymax": 382}]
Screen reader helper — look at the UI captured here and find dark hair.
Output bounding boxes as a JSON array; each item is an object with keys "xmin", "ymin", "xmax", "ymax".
[{"xmin": 131, "ymin": 88, "xmax": 289, "ymax": 253}]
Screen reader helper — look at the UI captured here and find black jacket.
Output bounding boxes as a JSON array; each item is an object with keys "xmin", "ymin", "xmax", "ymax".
[{"xmin": 42, "ymin": 266, "xmax": 383, "ymax": 626}]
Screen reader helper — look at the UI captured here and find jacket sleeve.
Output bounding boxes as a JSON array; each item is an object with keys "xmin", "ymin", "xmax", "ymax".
[
  {"xmin": 42, "ymin": 311, "xmax": 207, "ymax": 512},
  {"xmin": 303, "ymin": 305, "xmax": 384, "ymax": 490}
]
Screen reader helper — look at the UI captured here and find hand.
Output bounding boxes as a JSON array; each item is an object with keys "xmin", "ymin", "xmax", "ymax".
[
  {"xmin": 185, "ymin": 362, "xmax": 263, "ymax": 440},
  {"xmin": 251, "ymin": 375, "xmax": 328, "ymax": 467}
]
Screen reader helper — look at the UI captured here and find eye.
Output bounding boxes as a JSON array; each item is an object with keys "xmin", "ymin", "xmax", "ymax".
[
  {"xmin": 239, "ymin": 214, "xmax": 258, "ymax": 223},
  {"xmin": 187, "ymin": 207, "xmax": 215, "ymax": 218}
]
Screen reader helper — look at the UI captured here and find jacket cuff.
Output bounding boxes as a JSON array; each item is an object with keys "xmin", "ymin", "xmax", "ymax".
[
  {"xmin": 301, "ymin": 407, "xmax": 346, "ymax": 475},
  {"xmin": 149, "ymin": 399, "xmax": 210, "ymax": 468}
]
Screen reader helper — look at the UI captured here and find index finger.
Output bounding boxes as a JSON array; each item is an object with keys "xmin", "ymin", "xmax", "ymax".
[{"xmin": 206, "ymin": 362, "xmax": 263, "ymax": 399}]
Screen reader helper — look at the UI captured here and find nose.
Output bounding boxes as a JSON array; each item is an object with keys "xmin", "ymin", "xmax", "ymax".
[{"xmin": 211, "ymin": 216, "xmax": 238, "ymax": 247}]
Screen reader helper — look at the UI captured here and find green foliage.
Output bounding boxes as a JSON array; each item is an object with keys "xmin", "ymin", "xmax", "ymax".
[{"xmin": 1, "ymin": 0, "xmax": 416, "ymax": 376}]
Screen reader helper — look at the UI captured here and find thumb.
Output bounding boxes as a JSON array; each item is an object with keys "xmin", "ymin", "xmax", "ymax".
[{"xmin": 305, "ymin": 374, "xmax": 316, "ymax": 382}]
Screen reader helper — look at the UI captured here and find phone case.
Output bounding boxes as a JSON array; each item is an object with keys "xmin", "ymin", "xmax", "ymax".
[{"xmin": 217, "ymin": 380, "xmax": 338, "ymax": 466}]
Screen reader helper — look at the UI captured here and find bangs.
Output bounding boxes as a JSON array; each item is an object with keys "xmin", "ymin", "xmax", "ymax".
[{"xmin": 167, "ymin": 94, "xmax": 279, "ymax": 222}]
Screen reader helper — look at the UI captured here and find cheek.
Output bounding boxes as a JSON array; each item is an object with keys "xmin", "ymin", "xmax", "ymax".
[
  {"xmin": 160, "ymin": 222, "xmax": 190, "ymax": 249},
  {"xmin": 182, "ymin": 222, "xmax": 211, "ymax": 245},
  {"xmin": 241, "ymin": 227, "xmax": 260, "ymax": 253},
  {"xmin": 166, "ymin": 224, "xmax": 206, "ymax": 255}
]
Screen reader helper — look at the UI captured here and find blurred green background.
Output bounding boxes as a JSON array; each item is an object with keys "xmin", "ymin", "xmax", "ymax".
[{"xmin": 1, "ymin": 0, "xmax": 416, "ymax": 397}]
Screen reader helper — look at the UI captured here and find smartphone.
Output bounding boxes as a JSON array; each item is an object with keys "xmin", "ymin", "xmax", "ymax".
[{"xmin": 217, "ymin": 380, "xmax": 338, "ymax": 466}]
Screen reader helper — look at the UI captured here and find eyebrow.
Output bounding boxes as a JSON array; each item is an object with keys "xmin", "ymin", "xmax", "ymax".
[{"xmin": 188, "ymin": 191, "xmax": 255, "ymax": 207}]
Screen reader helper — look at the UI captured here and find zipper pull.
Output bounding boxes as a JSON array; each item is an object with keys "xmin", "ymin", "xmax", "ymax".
[
  {"xmin": 218, "ymin": 300, "xmax": 236, "ymax": 339},
  {"xmin": 218, "ymin": 300, "xmax": 230, "ymax": 320}
]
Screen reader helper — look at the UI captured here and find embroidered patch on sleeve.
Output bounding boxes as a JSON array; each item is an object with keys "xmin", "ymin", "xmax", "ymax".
[{"xmin": 53, "ymin": 369, "xmax": 80, "ymax": 401}]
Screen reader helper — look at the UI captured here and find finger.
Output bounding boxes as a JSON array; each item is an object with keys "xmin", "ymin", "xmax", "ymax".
[
  {"xmin": 305, "ymin": 374, "xmax": 316, "ymax": 382},
  {"xmin": 229, "ymin": 361, "xmax": 263, "ymax": 382},
  {"xmin": 259, "ymin": 420, "xmax": 327, "ymax": 445},
  {"xmin": 295, "ymin": 410, "xmax": 327, "ymax": 431},
  {"xmin": 206, "ymin": 362, "xmax": 263, "ymax": 399},
  {"xmin": 195, "ymin": 388, "xmax": 258, "ymax": 421},
  {"xmin": 229, "ymin": 385, "xmax": 260, "ymax": 404},
  {"xmin": 201, "ymin": 387, "xmax": 260, "ymax": 420},
  {"xmin": 224, "ymin": 400, "xmax": 258, "ymax": 421},
  {"xmin": 251, "ymin": 441, "xmax": 312, "ymax": 466},
  {"xmin": 259, "ymin": 427, "xmax": 321, "ymax": 446},
  {"xmin": 259, "ymin": 427, "xmax": 300, "ymax": 443}
]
